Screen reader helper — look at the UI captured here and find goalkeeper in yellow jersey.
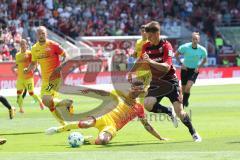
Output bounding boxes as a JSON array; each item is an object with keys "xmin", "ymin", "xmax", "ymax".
[
  {"xmin": 24, "ymin": 26, "xmax": 71, "ymax": 125},
  {"xmin": 13, "ymin": 39, "xmax": 44, "ymax": 113}
]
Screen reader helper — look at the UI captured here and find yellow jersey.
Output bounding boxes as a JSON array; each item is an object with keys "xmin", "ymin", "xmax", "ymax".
[
  {"xmin": 135, "ymin": 38, "xmax": 148, "ymax": 58},
  {"xmin": 15, "ymin": 50, "xmax": 33, "ymax": 80},
  {"xmin": 31, "ymin": 40, "xmax": 64, "ymax": 82},
  {"xmin": 134, "ymin": 38, "xmax": 152, "ymax": 89},
  {"xmin": 106, "ymin": 90, "xmax": 145, "ymax": 130}
]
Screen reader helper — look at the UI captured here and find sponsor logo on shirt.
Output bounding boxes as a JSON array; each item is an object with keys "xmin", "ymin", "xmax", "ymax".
[{"xmin": 168, "ymin": 50, "xmax": 173, "ymax": 57}]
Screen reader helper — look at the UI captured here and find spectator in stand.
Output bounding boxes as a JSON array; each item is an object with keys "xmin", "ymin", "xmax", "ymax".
[
  {"xmin": 0, "ymin": 40, "xmax": 11, "ymax": 61},
  {"xmin": 0, "ymin": 0, "xmax": 240, "ymax": 63}
]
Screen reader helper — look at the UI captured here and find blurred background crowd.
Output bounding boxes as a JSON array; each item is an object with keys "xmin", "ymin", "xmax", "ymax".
[{"xmin": 0, "ymin": 0, "xmax": 240, "ymax": 66}]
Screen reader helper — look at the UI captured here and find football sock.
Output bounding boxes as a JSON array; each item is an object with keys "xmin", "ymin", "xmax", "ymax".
[
  {"xmin": 0, "ymin": 95, "xmax": 12, "ymax": 110},
  {"xmin": 181, "ymin": 114, "xmax": 196, "ymax": 135},
  {"xmin": 17, "ymin": 95, "xmax": 23, "ymax": 109},
  {"xmin": 151, "ymin": 103, "xmax": 172, "ymax": 116},
  {"xmin": 57, "ymin": 122, "xmax": 79, "ymax": 132},
  {"xmin": 32, "ymin": 94, "xmax": 42, "ymax": 104},
  {"xmin": 22, "ymin": 89, "xmax": 27, "ymax": 99},
  {"xmin": 183, "ymin": 92, "xmax": 190, "ymax": 107},
  {"xmin": 49, "ymin": 99, "xmax": 66, "ymax": 125}
]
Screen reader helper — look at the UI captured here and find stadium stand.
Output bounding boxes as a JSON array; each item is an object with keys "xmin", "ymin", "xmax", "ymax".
[{"xmin": 0, "ymin": 0, "xmax": 240, "ymax": 65}]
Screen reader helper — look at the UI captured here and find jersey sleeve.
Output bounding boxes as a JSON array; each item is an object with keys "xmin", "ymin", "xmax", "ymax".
[
  {"xmin": 136, "ymin": 103, "xmax": 145, "ymax": 118},
  {"xmin": 53, "ymin": 42, "xmax": 65, "ymax": 56},
  {"xmin": 177, "ymin": 44, "xmax": 185, "ymax": 55},
  {"xmin": 201, "ymin": 47, "xmax": 208, "ymax": 58},
  {"xmin": 163, "ymin": 41, "xmax": 173, "ymax": 65}
]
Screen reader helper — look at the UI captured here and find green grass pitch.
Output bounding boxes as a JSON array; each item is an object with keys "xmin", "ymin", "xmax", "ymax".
[{"xmin": 0, "ymin": 84, "xmax": 240, "ymax": 160}]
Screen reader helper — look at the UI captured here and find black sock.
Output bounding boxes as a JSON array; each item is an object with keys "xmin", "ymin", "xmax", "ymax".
[
  {"xmin": 22, "ymin": 89, "xmax": 27, "ymax": 99},
  {"xmin": 183, "ymin": 92, "xmax": 190, "ymax": 107},
  {"xmin": 150, "ymin": 103, "xmax": 172, "ymax": 116},
  {"xmin": 181, "ymin": 114, "xmax": 196, "ymax": 135},
  {"xmin": 0, "ymin": 95, "xmax": 12, "ymax": 110}
]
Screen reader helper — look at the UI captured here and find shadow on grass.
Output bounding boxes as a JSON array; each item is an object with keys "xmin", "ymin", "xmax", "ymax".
[
  {"xmin": 227, "ymin": 141, "xmax": 240, "ymax": 144},
  {"xmin": 42, "ymin": 140, "xmax": 192, "ymax": 148},
  {"xmin": 0, "ymin": 131, "xmax": 43, "ymax": 136},
  {"xmin": 95, "ymin": 140, "xmax": 192, "ymax": 148}
]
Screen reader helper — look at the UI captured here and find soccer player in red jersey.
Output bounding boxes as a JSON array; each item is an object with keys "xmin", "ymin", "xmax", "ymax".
[{"xmin": 130, "ymin": 21, "xmax": 201, "ymax": 142}]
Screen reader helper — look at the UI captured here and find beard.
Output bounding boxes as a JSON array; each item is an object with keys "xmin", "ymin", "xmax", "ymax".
[{"xmin": 38, "ymin": 37, "xmax": 46, "ymax": 43}]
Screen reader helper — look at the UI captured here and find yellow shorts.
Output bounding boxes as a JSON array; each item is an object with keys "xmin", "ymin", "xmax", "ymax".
[
  {"xmin": 41, "ymin": 78, "xmax": 61, "ymax": 97},
  {"xmin": 94, "ymin": 115, "xmax": 117, "ymax": 137},
  {"xmin": 16, "ymin": 78, "xmax": 34, "ymax": 92}
]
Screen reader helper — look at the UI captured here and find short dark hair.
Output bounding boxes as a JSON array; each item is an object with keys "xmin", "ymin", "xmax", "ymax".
[
  {"xmin": 131, "ymin": 80, "xmax": 144, "ymax": 88},
  {"xmin": 145, "ymin": 21, "xmax": 160, "ymax": 33},
  {"xmin": 140, "ymin": 25, "xmax": 146, "ymax": 29}
]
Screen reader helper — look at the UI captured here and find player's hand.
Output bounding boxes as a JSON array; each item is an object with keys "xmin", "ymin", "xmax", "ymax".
[
  {"xmin": 142, "ymin": 53, "xmax": 150, "ymax": 62},
  {"xmin": 160, "ymin": 137, "xmax": 170, "ymax": 141},
  {"xmin": 127, "ymin": 72, "xmax": 133, "ymax": 83},
  {"xmin": 79, "ymin": 89, "xmax": 90, "ymax": 94},
  {"xmin": 194, "ymin": 67, "xmax": 199, "ymax": 73},
  {"xmin": 23, "ymin": 68, "xmax": 29, "ymax": 74},
  {"xmin": 181, "ymin": 64, "xmax": 187, "ymax": 70}
]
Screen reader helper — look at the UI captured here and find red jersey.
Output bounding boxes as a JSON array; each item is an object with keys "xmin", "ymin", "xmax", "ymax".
[{"xmin": 141, "ymin": 39, "xmax": 177, "ymax": 80}]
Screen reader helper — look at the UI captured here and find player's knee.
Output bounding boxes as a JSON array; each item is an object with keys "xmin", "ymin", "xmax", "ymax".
[
  {"xmin": 185, "ymin": 82, "xmax": 193, "ymax": 92},
  {"xmin": 42, "ymin": 95, "xmax": 53, "ymax": 108},
  {"xmin": 185, "ymin": 86, "xmax": 191, "ymax": 92},
  {"xmin": 96, "ymin": 132, "xmax": 111, "ymax": 145},
  {"xmin": 17, "ymin": 90, "xmax": 23, "ymax": 95},
  {"xmin": 144, "ymin": 97, "xmax": 157, "ymax": 111},
  {"xmin": 29, "ymin": 92, "xmax": 34, "ymax": 96},
  {"xmin": 172, "ymin": 101, "xmax": 184, "ymax": 117},
  {"xmin": 78, "ymin": 117, "xmax": 95, "ymax": 128}
]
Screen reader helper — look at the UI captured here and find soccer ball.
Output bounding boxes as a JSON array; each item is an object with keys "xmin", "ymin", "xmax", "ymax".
[{"xmin": 68, "ymin": 132, "xmax": 84, "ymax": 148}]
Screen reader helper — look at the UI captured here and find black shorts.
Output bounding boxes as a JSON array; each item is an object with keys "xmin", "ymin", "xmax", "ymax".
[
  {"xmin": 146, "ymin": 78, "xmax": 182, "ymax": 103},
  {"xmin": 181, "ymin": 68, "xmax": 199, "ymax": 85}
]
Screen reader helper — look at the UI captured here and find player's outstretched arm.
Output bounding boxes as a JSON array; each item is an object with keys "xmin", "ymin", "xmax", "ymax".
[
  {"xmin": 140, "ymin": 118, "xmax": 168, "ymax": 141},
  {"xmin": 80, "ymin": 88, "xmax": 111, "ymax": 97}
]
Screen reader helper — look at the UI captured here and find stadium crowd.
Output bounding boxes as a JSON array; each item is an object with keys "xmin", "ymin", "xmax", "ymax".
[{"xmin": 0, "ymin": 0, "xmax": 240, "ymax": 62}]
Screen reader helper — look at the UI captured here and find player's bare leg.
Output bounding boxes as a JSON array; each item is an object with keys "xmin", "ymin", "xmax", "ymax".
[
  {"xmin": 16, "ymin": 90, "xmax": 24, "ymax": 113},
  {"xmin": 29, "ymin": 91, "xmax": 44, "ymax": 110},
  {"xmin": 42, "ymin": 95, "xmax": 66, "ymax": 125},
  {"xmin": 46, "ymin": 116, "xmax": 96, "ymax": 135},
  {"xmin": 0, "ymin": 138, "xmax": 7, "ymax": 145}
]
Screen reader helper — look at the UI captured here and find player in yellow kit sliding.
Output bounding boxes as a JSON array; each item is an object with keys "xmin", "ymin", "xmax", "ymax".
[
  {"xmin": 14, "ymin": 39, "xmax": 44, "ymax": 113},
  {"xmin": 24, "ymin": 26, "xmax": 71, "ymax": 125},
  {"xmin": 46, "ymin": 80, "xmax": 168, "ymax": 145}
]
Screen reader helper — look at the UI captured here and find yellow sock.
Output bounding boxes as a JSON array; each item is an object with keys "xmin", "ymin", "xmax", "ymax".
[
  {"xmin": 17, "ymin": 95, "xmax": 23, "ymax": 109},
  {"xmin": 57, "ymin": 122, "xmax": 79, "ymax": 132},
  {"xmin": 32, "ymin": 94, "xmax": 42, "ymax": 104},
  {"xmin": 51, "ymin": 109, "xmax": 67, "ymax": 126}
]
